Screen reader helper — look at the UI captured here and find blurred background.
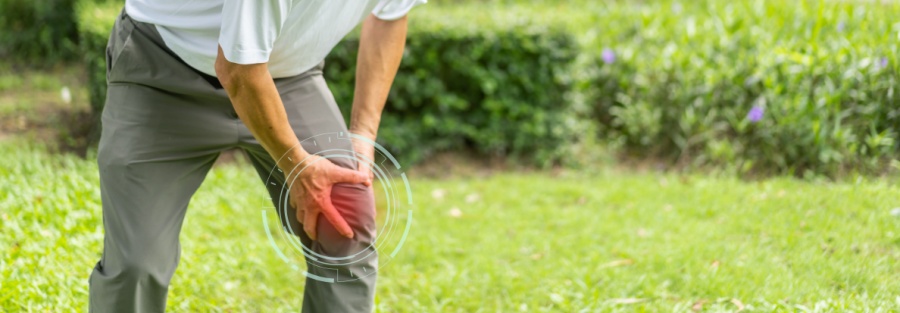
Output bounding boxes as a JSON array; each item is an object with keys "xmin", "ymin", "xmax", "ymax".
[{"xmin": 2, "ymin": 0, "xmax": 900, "ymax": 311}]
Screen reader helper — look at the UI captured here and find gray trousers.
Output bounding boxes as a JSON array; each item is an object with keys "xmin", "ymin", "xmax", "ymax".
[{"xmin": 88, "ymin": 10, "xmax": 377, "ymax": 313}]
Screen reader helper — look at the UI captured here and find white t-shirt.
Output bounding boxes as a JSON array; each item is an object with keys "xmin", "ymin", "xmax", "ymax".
[{"xmin": 126, "ymin": 0, "xmax": 425, "ymax": 78}]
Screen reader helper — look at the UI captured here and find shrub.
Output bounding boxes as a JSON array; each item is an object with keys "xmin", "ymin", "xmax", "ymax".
[
  {"xmin": 76, "ymin": 0, "xmax": 900, "ymax": 175},
  {"xmin": 579, "ymin": 0, "xmax": 900, "ymax": 176},
  {"xmin": 326, "ymin": 7, "xmax": 579, "ymax": 165},
  {"xmin": 76, "ymin": 0, "xmax": 119, "ymax": 142},
  {"xmin": 0, "ymin": 0, "xmax": 81, "ymax": 64},
  {"xmin": 78, "ymin": 3, "xmax": 582, "ymax": 166}
]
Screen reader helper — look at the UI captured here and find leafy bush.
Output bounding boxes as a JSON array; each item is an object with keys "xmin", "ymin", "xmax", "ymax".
[
  {"xmin": 0, "ymin": 0, "xmax": 81, "ymax": 64},
  {"xmin": 76, "ymin": 0, "xmax": 900, "ymax": 175},
  {"xmin": 326, "ymin": 8, "xmax": 579, "ymax": 165},
  {"xmin": 76, "ymin": 0, "xmax": 119, "ymax": 142},
  {"xmin": 78, "ymin": 3, "xmax": 582, "ymax": 165},
  {"xmin": 579, "ymin": 0, "xmax": 900, "ymax": 176}
]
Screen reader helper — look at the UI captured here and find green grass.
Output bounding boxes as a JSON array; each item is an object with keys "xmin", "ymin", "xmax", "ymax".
[{"xmin": 2, "ymin": 140, "xmax": 900, "ymax": 312}]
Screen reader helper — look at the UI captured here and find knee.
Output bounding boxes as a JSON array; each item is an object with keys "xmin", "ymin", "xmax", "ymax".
[
  {"xmin": 96, "ymin": 145, "xmax": 123, "ymax": 170},
  {"xmin": 125, "ymin": 255, "xmax": 176, "ymax": 284},
  {"xmin": 313, "ymin": 183, "xmax": 377, "ymax": 259},
  {"xmin": 96, "ymin": 141, "xmax": 132, "ymax": 177},
  {"xmin": 102, "ymin": 244, "xmax": 178, "ymax": 286}
]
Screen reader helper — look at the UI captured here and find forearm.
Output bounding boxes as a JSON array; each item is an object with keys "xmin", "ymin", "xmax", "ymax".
[
  {"xmin": 215, "ymin": 46, "xmax": 308, "ymax": 172},
  {"xmin": 349, "ymin": 14, "xmax": 408, "ymax": 140}
]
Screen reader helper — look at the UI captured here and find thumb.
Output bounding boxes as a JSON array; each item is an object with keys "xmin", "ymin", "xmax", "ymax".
[
  {"xmin": 330, "ymin": 165, "xmax": 371, "ymax": 186},
  {"xmin": 303, "ymin": 208, "xmax": 319, "ymax": 241}
]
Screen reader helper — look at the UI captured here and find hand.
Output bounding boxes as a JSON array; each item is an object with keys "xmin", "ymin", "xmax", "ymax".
[
  {"xmin": 351, "ymin": 132, "xmax": 377, "ymax": 181},
  {"xmin": 288, "ymin": 154, "xmax": 371, "ymax": 240}
]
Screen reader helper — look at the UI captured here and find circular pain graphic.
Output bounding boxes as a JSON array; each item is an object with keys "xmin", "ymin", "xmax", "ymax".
[{"xmin": 259, "ymin": 132, "xmax": 413, "ymax": 283}]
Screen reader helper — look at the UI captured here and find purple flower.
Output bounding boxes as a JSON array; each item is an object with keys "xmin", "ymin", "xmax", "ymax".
[
  {"xmin": 836, "ymin": 21, "xmax": 846, "ymax": 32},
  {"xmin": 876, "ymin": 57, "xmax": 889, "ymax": 70},
  {"xmin": 747, "ymin": 105, "xmax": 764, "ymax": 123},
  {"xmin": 601, "ymin": 48, "xmax": 616, "ymax": 64}
]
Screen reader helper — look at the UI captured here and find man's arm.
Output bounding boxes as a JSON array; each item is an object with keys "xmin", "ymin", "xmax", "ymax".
[
  {"xmin": 214, "ymin": 46, "xmax": 301, "ymax": 171},
  {"xmin": 349, "ymin": 14, "xmax": 409, "ymax": 178},
  {"xmin": 215, "ymin": 47, "xmax": 369, "ymax": 240}
]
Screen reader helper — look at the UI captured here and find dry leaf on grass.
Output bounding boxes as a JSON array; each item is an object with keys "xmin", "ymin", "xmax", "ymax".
[
  {"xmin": 691, "ymin": 299, "xmax": 708, "ymax": 311},
  {"xmin": 610, "ymin": 298, "xmax": 646, "ymax": 304},
  {"xmin": 599, "ymin": 259, "xmax": 634, "ymax": 268},
  {"xmin": 431, "ymin": 189, "xmax": 446, "ymax": 199},
  {"xmin": 731, "ymin": 298, "xmax": 745, "ymax": 312},
  {"xmin": 637, "ymin": 228, "xmax": 651, "ymax": 238}
]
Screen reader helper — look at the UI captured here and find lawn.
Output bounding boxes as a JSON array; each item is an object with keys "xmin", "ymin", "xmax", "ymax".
[{"xmin": 2, "ymin": 139, "xmax": 899, "ymax": 312}]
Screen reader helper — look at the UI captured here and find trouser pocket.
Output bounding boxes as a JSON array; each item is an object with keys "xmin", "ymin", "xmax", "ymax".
[{"xmin": 106, "ymin": 8, "xmax": 135, "ymax": 83}]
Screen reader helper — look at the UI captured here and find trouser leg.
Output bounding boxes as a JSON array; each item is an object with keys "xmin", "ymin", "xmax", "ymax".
[
  {"xmin": 88, "ymin": 83, "xmax": 230, "ymax": 312},
  {"xmin": 239, "ymin": 71, "xmax": 378, "ymax": 313},
  {"xmin": 88, "ymin": 150, "xmax": 219, "ymax": 312},
  {"xmin": 89, "ymin": 9, "xmax": 235, "ymax": 312}
]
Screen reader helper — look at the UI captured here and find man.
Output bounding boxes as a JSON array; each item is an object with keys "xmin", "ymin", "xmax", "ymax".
[{"xmin": 88, "ymin": 0, "xmax": 425, "ymax": 312}]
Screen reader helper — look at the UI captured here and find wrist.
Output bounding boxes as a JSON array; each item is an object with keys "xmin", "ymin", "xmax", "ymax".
[
  {"xmin": 277, "ymin": 147, "xmax": 313, "ymax": 177},
  {"xmin": 349, "ymin": 127, "xmax": 377, "ymax": 141}
]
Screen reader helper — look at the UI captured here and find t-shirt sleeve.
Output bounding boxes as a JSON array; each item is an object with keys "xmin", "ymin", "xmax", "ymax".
[
  {"xmin": 372, "ymin": 0, "xmax": 427, "ymax": 21},
  {"xmin": 218, "ymin": 0, "xmax": 293, "ymax": 64}
]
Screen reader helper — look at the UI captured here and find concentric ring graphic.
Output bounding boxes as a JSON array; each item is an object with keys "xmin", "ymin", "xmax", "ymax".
[{"xmin": 259, "ymin": 132, "xmax": 413, "ymax": 283}]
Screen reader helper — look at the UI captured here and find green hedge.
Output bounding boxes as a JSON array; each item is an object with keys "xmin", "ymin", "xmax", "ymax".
[
  {"xmin": 576, "ymin": 0, "xmax": 900, "ymax": 176},
  {"xmin": 76, "ymin": 0, "xmax": 119, "ymax": 142},
  {"xmin": 0, "ymin": 0, "xmax": 81, "ymax": 63},
  {"xmin": 76, "ymin": 1, "xmax": 900, "ymax": 175},
  {"xmin": 326, "ymin": 10, "xmax": 579, "ymax": 165},
  {"xmin": 77, "ymin": 3, "xmax": 581, "ymax": 166}
]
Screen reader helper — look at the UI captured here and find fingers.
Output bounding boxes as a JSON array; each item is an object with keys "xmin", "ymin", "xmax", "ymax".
[
  {"xmin": 303, "ymin": 207, "xmax": 319, "ymax": 241},
  {"xmin": 352, "ymin": 141, "xmax": 376, "ymax": 181},
  {"xmin": 290, "ymin": 193, "xmax": 297, "ymax": 212},
  {"xmin": 294, "ymin": 195, "xmax": 304, "ymax": 234},
  {"xmin": 319, "ymin": 193, "xmax": 355, "ymax": 238},
  {"xmin": 300, "ymin": 196, "xmax": 355, "ymax": 240},
  {"xmin": 331, "ymin": 165, "xmax": 371, "ymax": 187},
  {"xmin": 357, "ymin": 162, "xmax": 375, "ymax": 181},
  {"xmin": 296, "ymin": 208, "xmax": 307, "ymax": 236},
  {"xmin": 294, "ymin": 158, "xmax": 364, "ymax": 241}
]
